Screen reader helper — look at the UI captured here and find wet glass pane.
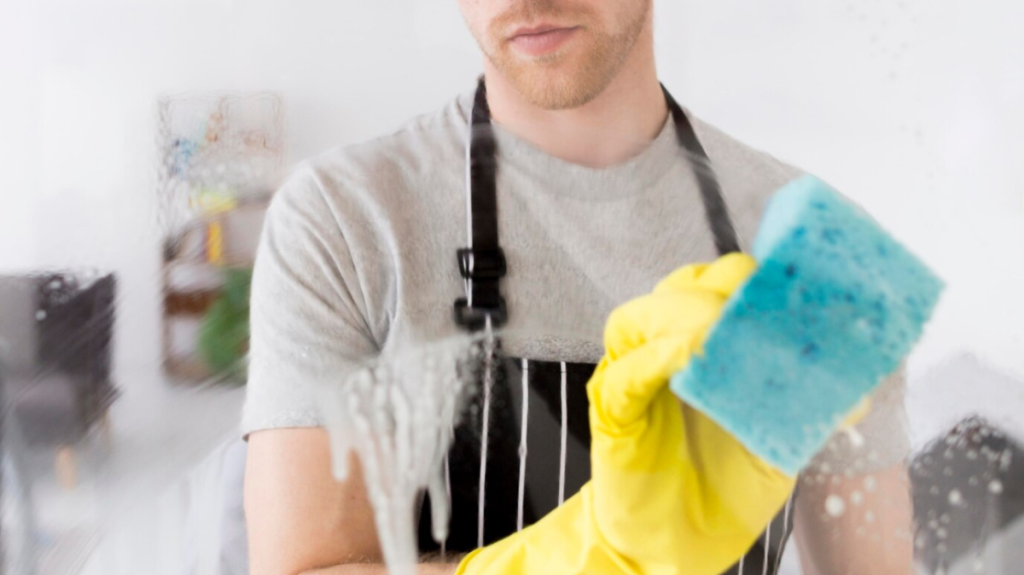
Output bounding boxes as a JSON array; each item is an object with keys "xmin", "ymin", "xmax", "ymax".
[{"xmin": 1, "ymin": 1, "xmax": 1021, "ymax": 574}]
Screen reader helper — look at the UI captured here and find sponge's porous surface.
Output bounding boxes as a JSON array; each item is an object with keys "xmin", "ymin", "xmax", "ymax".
[{"xmin": 670, "ymin": 175, "xmax": 943, "ymax": 475}]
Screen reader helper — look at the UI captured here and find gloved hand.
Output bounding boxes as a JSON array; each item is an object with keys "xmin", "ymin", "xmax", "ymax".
[{"xmin": 456, "ymin": 254, "xmax": 797, "ymax": 575}]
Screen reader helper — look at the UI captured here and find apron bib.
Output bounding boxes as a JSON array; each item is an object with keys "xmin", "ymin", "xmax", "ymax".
[{"xmin": 418, "ymin": 78, "xmax": 796, "ymax": 575}]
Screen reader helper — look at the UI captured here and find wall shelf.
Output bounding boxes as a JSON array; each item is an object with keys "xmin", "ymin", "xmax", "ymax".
[{"xmin": 155, "ymin": 92, "xmax": 284, "ymax": 385}]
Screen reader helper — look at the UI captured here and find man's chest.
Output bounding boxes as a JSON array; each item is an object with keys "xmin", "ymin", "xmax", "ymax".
[{"xmin": 381, "ymin": 180, "xmax": 720, "ymax": 360}]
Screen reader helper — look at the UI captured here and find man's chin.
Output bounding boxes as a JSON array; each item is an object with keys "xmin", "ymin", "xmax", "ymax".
[{"xmin": 500, "ymin": 64, "xmax": 608, "ymax": 110}]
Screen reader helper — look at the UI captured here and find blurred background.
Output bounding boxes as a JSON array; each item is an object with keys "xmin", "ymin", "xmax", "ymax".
[{"xmin": 0, "ymin": 0, "xmax": 1021, "ymax": 573}]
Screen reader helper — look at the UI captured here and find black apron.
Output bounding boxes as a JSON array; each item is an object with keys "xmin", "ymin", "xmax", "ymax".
[{"xmin": 418, "ymin": 78, "xmax": 796, "ymax": 575}]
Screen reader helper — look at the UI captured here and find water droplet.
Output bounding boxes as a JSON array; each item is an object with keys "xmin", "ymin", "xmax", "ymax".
[
  {"xmin": 989, "ymin": 479, "xmax": 1003, "ymax": 494},
  {"xmin": 865, "ymin": 510, "xmax": 875, "ymax": 523},
  {"xmin": 967, "ymin": 449, "xmax": 978, "ymax": 460},
  {"xmin": 35, "ymin": 310, "xmax": 47, "ymax": 321},
  {"xmin": 863, "ymin": 476, "xmax": 877, "ymax": 492},
  {"xmin": 1000, "ymin": 450, "xmax": 1012, "ymax": 471},
  {"xmin": 825, "ymin": 495, "xmax": 846, "ymax": 517},
  {"xmin": 851, "ymin": 491, "xmax": 864, "ymax": 505},
  {"xmin": 949, "ymin": 489, "xmax": 963, "ymax": 506},
  {"xmin": 936, "ymin": 527, "xmax": 948, "ymax": 539},
  {"xmin": 973, "ymin": 558, "xmax": 985, "ymax": 572},
  {"xmin": 844, "ymin": 427, "xmax": 865, "ymax": 448}
]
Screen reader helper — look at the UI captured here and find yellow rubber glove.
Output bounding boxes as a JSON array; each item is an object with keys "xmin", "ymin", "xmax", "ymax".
[{"xmin": 457, "ymin": 254, "xmax": 797, "ymax": 575}]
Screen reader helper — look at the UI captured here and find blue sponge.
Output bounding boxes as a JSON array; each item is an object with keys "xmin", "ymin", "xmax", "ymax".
[{"xmin": 670, "ymin": 175, "xmax": 943, "ymax": 475}]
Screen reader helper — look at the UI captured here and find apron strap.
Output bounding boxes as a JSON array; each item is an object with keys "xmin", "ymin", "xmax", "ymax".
[
  {"xmin": 662, "ymin": 86, "xmax": 742, "ymax": 256},
  {"xmin": 454, "ymin": 77, "xmax": 740, "ymax": 332},
  {"xmin": 455, "ymin": 78, "xmax": 508, "ymax": 331}
]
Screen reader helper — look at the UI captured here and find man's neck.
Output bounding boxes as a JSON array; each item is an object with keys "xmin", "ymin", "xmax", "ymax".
[{"xmin": 483, "ymin": 32, "xmax": 667, "ymax": 169}]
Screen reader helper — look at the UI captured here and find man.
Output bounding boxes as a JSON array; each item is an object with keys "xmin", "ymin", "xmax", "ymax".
[{"xmin": 244, "ymin": 1, "xmax": 916, "ymax": 574}]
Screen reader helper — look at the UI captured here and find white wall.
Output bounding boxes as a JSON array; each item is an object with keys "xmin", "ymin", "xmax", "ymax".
[
  {"xmin": 0, "ymin": 0, "xmax": 482, "ymax": 382},
  {"xmin": 1, "ymin": 0, "xmax": 1022, "ymax": 388},
  {"xmin": 660, "ymin": 0, "xmax": 1024, "ymax": 383}
]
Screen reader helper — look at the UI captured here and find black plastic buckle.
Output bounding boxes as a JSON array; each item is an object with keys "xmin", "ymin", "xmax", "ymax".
[
  {"xmin": 453, "ymin": 296, "xmax": 507, "ymax": 331},
  {"xmin": 457, "ymin": 248, "xmax": 507, "ymax": 280}
]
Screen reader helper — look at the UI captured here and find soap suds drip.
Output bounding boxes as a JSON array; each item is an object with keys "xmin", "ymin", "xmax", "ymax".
[{"xmin": 319, "ymin": 334, "xmax": 483, "ymax": 575}]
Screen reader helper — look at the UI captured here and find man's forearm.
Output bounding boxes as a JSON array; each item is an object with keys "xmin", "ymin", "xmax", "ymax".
[
  {"xmin": 303, "ymin": 554, "xmax": 463, "ymax": 575},
  {"xmin": 793, "ymin": 463, "xmax": 915, "ymax": 575},
  {"xmin": 304, "ymin": 564, "xmax": 457, "ymax": 575}
]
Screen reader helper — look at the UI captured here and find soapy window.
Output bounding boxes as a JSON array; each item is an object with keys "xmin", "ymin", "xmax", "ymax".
[{"xmin": 0, "ymin": 1, "xmax": 1021, "ymax": 574}]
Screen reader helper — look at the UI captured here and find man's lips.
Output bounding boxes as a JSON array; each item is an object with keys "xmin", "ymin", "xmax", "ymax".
[{"xmin": 508, "ymin": 25, "xmax": 580, "ymax": 57}]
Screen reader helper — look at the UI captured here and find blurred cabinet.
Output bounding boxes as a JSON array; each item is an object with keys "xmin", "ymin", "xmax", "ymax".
[{"xmin": 0, "ymin": 272, "xmax": 119, "ymax": 489}]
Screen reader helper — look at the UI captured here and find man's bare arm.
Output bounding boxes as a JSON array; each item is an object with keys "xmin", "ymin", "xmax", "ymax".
[
  {"xmin": 245, "ymin": 428, "xmax": 459, "ymax": 575},
  {"xmin": 299, "ymin": 556, "xmax": 452, "ymax": 568},
  {"xmin": 793, "ymin": 462, "xmax": 915, "ymax": 575}
]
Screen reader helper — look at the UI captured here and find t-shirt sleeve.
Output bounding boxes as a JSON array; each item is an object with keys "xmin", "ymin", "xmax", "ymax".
[{"xmin": 241, "ymin": 166, "xmax": 380, "ymax": 437}]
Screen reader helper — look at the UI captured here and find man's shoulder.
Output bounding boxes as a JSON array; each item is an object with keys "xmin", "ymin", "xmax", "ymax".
[
  {"xmin": 688, "ymin": 113, "xmax": 806, "ymax": 190},
  {"xmin": 306, "ymin": 93, "xmax": 470, "ymax": 190},
  {"xmin": 264, "ymin": 91, "xmax": 471, "ymax": 241},
  {"xmin": 685, "ymin": 111, "xmax": 809, "ymax": 244}
]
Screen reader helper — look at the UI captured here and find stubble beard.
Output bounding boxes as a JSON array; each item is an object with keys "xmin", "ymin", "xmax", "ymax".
[{"xmin": 479, "ymin": 1, "xmax": 650, "ymax": 110}]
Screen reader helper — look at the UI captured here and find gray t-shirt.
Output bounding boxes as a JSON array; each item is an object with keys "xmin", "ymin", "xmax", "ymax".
[{"xmin": 242, "ymin": 91, "xmax": 909, "ymax": 472}]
